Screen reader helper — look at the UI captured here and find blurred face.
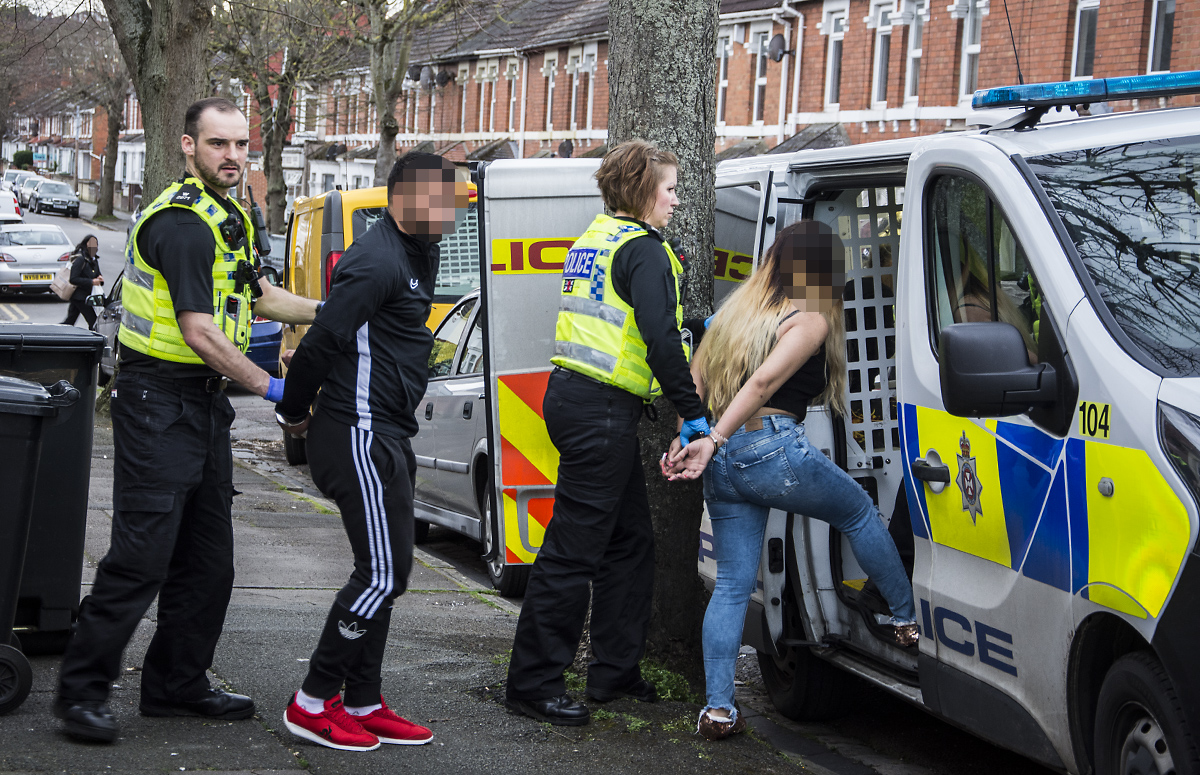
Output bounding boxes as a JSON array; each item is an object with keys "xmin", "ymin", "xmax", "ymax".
[
  {"xmin": 780, "ymin": 232, "xmax": 845, "ymax": 314},
  {"xmin": 85, "ymin": 237, "xmax": 98, "ymax": 256},
  {"xmin": 181, "ymin": 109, "xmax": 249, "ymax": 194},
  {"xmin": 644, "ymin": 165, "xmax": 679, "ymax": 230},
  {"xmin": 389, "ymin": 162, "xmax": 470, "ymax": 240}
]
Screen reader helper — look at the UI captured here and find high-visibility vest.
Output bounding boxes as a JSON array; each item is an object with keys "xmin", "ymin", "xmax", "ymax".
[
  {"xmin": 118, "ymin": 178, "xmax": 256, "ymax": 363},
  {"xmin": 551, "ymin": 214, "xmax": 688, "ymax": 400}
]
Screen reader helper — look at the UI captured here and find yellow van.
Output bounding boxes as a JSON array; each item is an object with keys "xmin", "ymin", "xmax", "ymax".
[{"xmin": 280, "ymin": 180, "xmax": 480, "ymax": 365}]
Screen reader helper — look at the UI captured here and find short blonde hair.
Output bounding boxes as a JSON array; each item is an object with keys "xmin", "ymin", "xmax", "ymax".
[{"xmin": 595, "ymin": 140, "xmax": 678, "ymax": 220}]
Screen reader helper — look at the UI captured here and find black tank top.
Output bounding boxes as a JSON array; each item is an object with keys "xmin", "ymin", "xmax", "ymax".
[{"xmin": 762, "ymin": 311, "xmax": 827, "ymax": 422}]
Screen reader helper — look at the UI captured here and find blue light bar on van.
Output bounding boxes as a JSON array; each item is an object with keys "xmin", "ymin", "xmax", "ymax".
[{"xmin": 972, "ymin": 70, "xmax": 1200, "ymax": 110}]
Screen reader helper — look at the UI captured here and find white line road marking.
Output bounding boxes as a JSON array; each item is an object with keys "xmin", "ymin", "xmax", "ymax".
[{"xmin": 0, "ymin": 303, "xmax": 29, "ymax": 321}]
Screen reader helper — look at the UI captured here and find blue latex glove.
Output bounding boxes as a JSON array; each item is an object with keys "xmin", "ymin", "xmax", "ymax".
[
  {"xmin": 680, "ymin": 416, "xmax": 711, "ymax": 446},
  {"xmin": 704, "ymin": 314, "xmax": 714, "ymax": 329},
  {"xmin": 265, "ymin": 376, "xmax": 285, "ymax": 403}
]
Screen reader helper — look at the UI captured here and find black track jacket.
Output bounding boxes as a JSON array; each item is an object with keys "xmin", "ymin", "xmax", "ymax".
[{"xmin": 278, "ymin": 213, "xmax": 440, "ymax": 439}]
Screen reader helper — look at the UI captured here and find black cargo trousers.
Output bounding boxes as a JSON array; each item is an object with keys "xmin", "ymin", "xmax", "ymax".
[
  {"xmin": 506, "ymin": 367, "xmax": 655, "ymax": 701},
  {"xmin": 299, "ymin": 409, "xmax": 416, "ymax": 707},
  {"xmin": 59, "ymin": 370, "xmax": 237, "ymax": 704}
]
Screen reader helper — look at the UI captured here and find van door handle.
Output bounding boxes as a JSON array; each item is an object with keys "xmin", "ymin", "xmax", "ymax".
[
  {"xmin": 425, "ymin": 403, "xmax": 433, "ymax": 420},
  {"xmin": 911, "ymin": 458, "xmax": 950, "ymax": 483},
  {"xmin": 462, "ymin": 400, "xmax": 473, "ymax": 419}
]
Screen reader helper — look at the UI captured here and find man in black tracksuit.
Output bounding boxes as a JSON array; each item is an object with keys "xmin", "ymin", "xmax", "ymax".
[{"xmin": 274, "ymin": 153, "xmax": 465, "ymax": 751}]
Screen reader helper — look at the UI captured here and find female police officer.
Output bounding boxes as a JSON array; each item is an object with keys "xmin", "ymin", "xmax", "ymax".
[{"xmin": 504, "ymin": 140, "xmax": 709, "ymax": 725}]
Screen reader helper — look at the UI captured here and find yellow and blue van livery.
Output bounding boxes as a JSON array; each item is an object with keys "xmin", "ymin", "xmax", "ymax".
[{"xmin": 700, "ymin": 72, "xmax": 1200, "ymax": 775}]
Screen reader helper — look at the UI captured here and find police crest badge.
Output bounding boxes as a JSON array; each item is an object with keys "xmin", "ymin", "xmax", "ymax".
[{"xmin": 956, "ymin": 431, "xmax": 983, "ymax": 523}]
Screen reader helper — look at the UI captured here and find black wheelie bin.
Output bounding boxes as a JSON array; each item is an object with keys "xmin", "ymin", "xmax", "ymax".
[
  {"xmin": 0, "ymin": 375, "xmax": 79, "ymax": 715},
  {"xmin": 0, "ymin": 325, "xmax": 105, "ymax": 655}
]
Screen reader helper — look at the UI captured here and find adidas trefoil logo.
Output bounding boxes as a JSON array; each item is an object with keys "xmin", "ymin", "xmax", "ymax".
[{"xmin": 338, "ymin": 620, "xmax": 367, "ymax": 640}]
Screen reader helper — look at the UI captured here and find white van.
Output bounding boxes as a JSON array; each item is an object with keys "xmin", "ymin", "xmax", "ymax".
[{"xmin": 419, "ymin": 71, "xmax": 1200, "ymax": 774}]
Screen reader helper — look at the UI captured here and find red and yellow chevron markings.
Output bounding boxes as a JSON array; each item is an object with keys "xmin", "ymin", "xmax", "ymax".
[{"xmin": 497, "ymin": 370, "xmax": 559, "ymax": 564}]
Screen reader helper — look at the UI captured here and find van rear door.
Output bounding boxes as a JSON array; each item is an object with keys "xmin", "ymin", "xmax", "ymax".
[{"xmin": 477, "ymin": 159, "xmax": 602, "ymax": 592}]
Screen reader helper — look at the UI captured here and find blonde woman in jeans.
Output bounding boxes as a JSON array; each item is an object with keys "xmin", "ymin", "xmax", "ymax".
[{"xmin": 664, "ymin": 221, "xmax": 917, "ymax": 741}]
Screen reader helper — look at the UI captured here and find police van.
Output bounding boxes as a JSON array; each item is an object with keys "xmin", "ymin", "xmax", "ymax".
[{"xmin": 455, "ymin": 72, "xmax": 1200, "ymax": 774}]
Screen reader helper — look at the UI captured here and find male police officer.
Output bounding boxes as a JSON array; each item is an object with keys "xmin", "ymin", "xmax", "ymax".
[{"xmin": 55, "ymin": 97, "xmax": 321, "ymax": 743}]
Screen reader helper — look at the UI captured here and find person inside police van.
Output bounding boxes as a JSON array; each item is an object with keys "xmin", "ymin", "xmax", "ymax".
[{"xmin": 663, "ymin": 220, "xmax": 917, "ymax": 742}]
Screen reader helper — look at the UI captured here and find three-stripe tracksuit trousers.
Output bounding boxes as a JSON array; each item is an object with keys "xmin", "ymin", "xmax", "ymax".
[{"xmin": 300, "ymin": 410, "xmax": 416, "ymax": 707}]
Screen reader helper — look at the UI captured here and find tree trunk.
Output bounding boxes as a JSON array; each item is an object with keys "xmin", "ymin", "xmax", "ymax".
[
  {"xmin": 607, "ymin": 0, "xmax": 719, "ymax": 676},
  {"xmin": 95, "ymin": 102, "xmax": 123, "ymax": 218},
  {"xmin": 103, "ymin": 0, "xmax": 213, "ymax": 204},
  {"xmin": 255, "ymin": 78, "xmax": 293, "ymax": 233},
  {"xmin": 369, "ymin": 13, "xmax": 411, "ymax": 186}
]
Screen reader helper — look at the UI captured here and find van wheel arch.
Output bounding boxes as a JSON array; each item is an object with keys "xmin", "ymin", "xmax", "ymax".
[
  {"xmin": 1068, "ymin": 613, "xmax": 1150, "ymax": 773},
  {"xmin": 475, "ymin": 456, "xmax": 529, "ymax": 597}
]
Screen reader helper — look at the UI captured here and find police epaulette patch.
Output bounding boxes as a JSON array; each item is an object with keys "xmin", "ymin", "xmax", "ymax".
[{"xmin": 170, "ymin": 184, "xmax": 202, "ymax": 206}]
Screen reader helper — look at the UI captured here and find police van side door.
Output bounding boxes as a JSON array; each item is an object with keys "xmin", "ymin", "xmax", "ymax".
[{"xmin": 898, "ymin": 139, "xmax": 1082, "ymax": 768}]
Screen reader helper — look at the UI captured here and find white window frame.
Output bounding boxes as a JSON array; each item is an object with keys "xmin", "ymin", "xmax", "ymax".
[
  {"xmin": 582, "ymin": 44, "xmax": 598, "ymax": 131},
  {"xmin": 822, "ymin": 4, "xmax": 850, "ymax": 109},
  {"xmin": 1071, "ymin": 0, "xmax": 1099, "ymax": 80},
  {"xmin": 566, "ymin": 47, "xmax": 583, "ymax": 131},
  {"xmin": 904, "ymin": 0, "xmax": 927, "ymax": 102},
  {"xmin": 870, "ymin": 3, "xmax": 895, "ymax": 106},
  {"xmin": 429, "ymin": 89, "xmax": 436, "ymax": 134},
  {"xmin": 716, "ymin": 35, "xmax": 731, "ymax": 124},
  {"xmin": 458, "ymin": 64, "xmax": 470, "ymax": 133},
  {"xmin": 1147, "ymin": 0, "xmax": 1175, "ymax": 73},
  {"xmin": 506, "ymin": 58, "xmax": 520, "ymax": 132},
  {"xmin": 957, "ymin": 0, "xmax": 984, "ymax": 101},
  {"xmin": 751, "ymin": 30, "xmax": 771, "ymax": 124},
  {"xmin": 543, "ymin": 54, "xmax": 558, "ymax": 132}
]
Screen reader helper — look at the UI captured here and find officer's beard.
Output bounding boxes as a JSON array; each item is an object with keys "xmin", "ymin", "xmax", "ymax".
[{"xmin": 192, "ymin": 155, "xmax": 243, "ymax": 193}]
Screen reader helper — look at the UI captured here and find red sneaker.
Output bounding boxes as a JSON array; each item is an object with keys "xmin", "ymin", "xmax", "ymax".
[
  {"xmin": 283, "ymin": 693, "xmax": 380, "ymax": 752},
  {"xmin": 352, "ymin": 698, "xmax": 434, "ymax": 745}
]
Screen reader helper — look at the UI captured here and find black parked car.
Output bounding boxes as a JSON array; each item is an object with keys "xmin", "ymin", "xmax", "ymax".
[{"xmin": 29, "ymin": 180, "xmax": 80, "ymax": 217}]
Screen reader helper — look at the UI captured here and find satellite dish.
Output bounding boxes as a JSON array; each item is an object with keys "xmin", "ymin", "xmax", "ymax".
[
  {"xmin": 435, "ymin": 70, "xmax": 453, "ymax": 87},
  {"xmin": 419, "ymin": 66, "xmax": 434, "ymax": 91},
  {"xmin": 767, "ymin": 33, "xmax": 794, "ymax": 62},
  {"xmin": 407, "ymin": 64, "xmax": 422, "ymax": 81}
]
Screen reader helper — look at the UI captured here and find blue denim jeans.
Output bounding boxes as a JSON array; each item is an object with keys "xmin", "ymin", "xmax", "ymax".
[{"xmin": 701, "ymin": 414, "xmax": 916, "ymax": 714}]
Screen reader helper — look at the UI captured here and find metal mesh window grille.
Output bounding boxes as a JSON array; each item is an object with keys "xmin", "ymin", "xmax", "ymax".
[{"xmin": 826, "ymin": 186, "xmax": 903, "ymax": 470}]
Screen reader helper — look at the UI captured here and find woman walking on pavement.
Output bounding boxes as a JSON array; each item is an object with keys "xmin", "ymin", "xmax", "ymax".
[
  {"xmin": 62, "ymin": 233, "xmax": 103, "ymax": 328},
  {"xmin": 504, "ymin": 140, "xmax": 710, "ymax": 726},
  {"xmin": 664, "ymin": 220, "xmax": 918, "ymax": 741}
]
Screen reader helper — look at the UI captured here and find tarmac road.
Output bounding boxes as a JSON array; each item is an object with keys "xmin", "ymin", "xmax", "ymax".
[{"xmin": 0, "ymin": 207, "xmax": 128, "ymax": 326}]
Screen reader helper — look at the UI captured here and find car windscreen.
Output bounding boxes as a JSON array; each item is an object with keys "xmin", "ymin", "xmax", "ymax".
[
  {"xmin": 1, "ymin": 229, "xmax": 70, "ymax": 246},
  {"xmin": 40, "ymin": 183, "xmax": 72, "ymax": 196},
  {"xmin": 1027, "ymin": 135, "xmax": 1200, "ymax": 377}
]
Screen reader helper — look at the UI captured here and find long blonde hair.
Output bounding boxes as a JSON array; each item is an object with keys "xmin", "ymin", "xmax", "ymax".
[{"xmin": 697, "ymin": 221, "xmax": 848, "ymax": 420}]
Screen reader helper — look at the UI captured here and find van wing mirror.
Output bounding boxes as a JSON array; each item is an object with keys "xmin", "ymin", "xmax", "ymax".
[{"xmin": 938, "ymin": 322, "xmax": 1057, "ymax": 418}]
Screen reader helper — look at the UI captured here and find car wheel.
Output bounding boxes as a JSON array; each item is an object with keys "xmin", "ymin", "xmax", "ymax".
[
  {"xmin": 34, "ymin": 201, "xmax": 41, "ymax": 214},
  {"xmin": 283, "ymin": 430, "xmax": 307, "ymax": 465},
  {"xmin": 757, "ymin": 588, "xmax": 859, "ymax": 721},
  {"xmin": 480, "ymin": 479, "xmax": 528, "ymax": 597},
  {"xmin": 1094, "ymin": 652, "xmax": 1200, "ymax": 775},
  {"xmin": 69, "ymin": 209, "xmax": 78, "ymax": 218},
  {"xmin": 413, "ymin": 518, "xmax": 430, "ymax": 544}
]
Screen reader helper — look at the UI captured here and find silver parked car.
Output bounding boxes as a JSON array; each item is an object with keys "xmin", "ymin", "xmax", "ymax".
[
  {"xmin": 28, "ymin": 180, "xmax": 80, "ymax": 217},
  {"xmin": 17, "ymin": 176, "xmax": 45, "ymax": 208},
  {"xmin": 410, "ymin": 290, "xmax": 505, "ymax": 582},
  {"xmin": 0, "ymin": 223, "xmax": 72, "ymax": 293}
]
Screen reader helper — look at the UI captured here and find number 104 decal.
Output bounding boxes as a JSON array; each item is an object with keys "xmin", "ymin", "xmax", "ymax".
[{"xmin": 1078, "ymin": 401, "xmax": 1111, "ymax": 439}]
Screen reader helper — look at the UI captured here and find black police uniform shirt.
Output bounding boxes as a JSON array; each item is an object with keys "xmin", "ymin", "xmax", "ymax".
[
  {"xmin": 277, "ymin": 211, "xmax": 440, "ymax": 439},
  {"xmin": 119, "ymin": 182, "xmax": 246, "ymax": 379},
  {"xmin": 608, "ymin": 216, "xmax": 705, "ymax": 421}
]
